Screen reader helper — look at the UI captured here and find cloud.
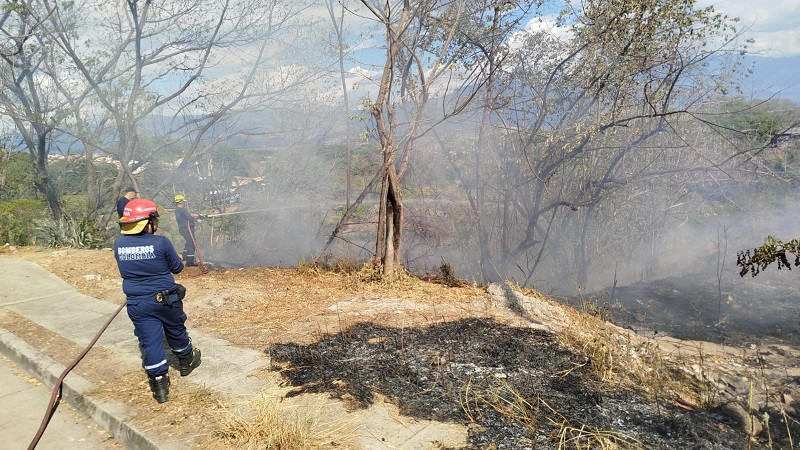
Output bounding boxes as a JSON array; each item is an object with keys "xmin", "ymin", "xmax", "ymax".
[
  {"xmin": 523, "ymin": 14, "xmax": 573, "ymax": 41},
  {"xmin": 698, "ymin": 0, "xmax": 800, "ymax": 57},
  {"xmin": 504, "ymin": 14, "xmax": 572, "ymax": 51}
]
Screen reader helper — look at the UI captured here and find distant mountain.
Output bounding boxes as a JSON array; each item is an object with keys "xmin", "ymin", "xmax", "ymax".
[{"xmin": 738, "ymin": 55, "xmax": 800, "ymax": 103}]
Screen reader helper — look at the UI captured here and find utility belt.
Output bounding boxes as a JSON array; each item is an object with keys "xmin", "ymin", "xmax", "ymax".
[{"xmin": 155, "ymin": 283, "xmax": 187, "ymax": 306}]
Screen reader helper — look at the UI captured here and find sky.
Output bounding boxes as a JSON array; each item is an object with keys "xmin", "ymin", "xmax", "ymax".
[
  {"xmin": 698, "ymin": 0, "xmax": 800, "ymax": 57},
  {"xmin": 522, "ymin": 0, "xmax": 800, "ymax": 58}
]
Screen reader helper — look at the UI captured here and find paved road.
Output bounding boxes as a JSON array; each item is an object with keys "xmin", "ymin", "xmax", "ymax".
[{"xmin": 0, "ymin": 354, "xmax": 120, "ymax": 450}]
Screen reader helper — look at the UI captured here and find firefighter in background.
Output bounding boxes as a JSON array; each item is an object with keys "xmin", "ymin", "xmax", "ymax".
[
  {"xmin": 116, "ymin": 187, "xmax": 137, "ymax": 218},
  {"xmin": 174, "ymin": 194, "xmax": 202, "ymax": 266},
  {"xmin": 114, "ymin": 198, "xmax": 201, "ymax": 403}
]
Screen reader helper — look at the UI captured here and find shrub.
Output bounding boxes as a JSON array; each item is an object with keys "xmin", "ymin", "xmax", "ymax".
[
  {"xmin": 35, "ymin": 215, "xmax": 110, "ymax": 248},
  {"xmin": 0, "ymin": 199, "xmax": 46, "ymax": 245}
]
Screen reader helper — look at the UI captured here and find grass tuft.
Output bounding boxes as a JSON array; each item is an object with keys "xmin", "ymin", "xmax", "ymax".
[{"xmin": 206, "ymin": 392, "xmax": 356, "ymax": 450}]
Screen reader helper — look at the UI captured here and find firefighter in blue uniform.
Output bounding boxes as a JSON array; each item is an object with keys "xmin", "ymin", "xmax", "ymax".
[
  {"xmin": 174, "ymin": 194, "xmax": 201, "ymax": 266},
  {"xmin": 116, "ymin": 187, "xmax": 137, "ymax": 218},
  {"xmin": 114, "ymin": 198, "xmax": 201, "ymax": 403}
]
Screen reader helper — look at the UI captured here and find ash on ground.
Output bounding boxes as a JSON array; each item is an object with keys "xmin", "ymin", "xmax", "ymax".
[{"xmin": 270, "ymin": 318, "xmax": 757, "ymax": 449}]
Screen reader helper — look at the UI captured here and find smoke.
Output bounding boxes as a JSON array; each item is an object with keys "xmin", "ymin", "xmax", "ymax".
[{"xmin": 180, "ymin": 120, "xmax": 800, "ymax": 300}]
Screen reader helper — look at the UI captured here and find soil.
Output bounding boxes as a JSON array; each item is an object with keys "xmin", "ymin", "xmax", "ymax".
[{"xmin": 3, "ymin": 246, "xmax": 800, "ymax": 450}]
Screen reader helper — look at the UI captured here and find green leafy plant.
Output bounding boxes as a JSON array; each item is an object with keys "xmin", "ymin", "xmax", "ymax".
[
  {"xmin": 35, "ymin": 215, "xmax": 108, "ymax": 248},
  {"xmin": 737, "ymin": 235, "xmax": 800, "ymax": 277},
  {"xmin": 0, "ymin": 198, "xmax": 46, "ymax": 245}
]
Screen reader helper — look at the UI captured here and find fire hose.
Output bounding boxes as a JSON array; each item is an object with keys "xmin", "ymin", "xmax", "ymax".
[
  {"xmin": 204, "ymin": 204, "xmax": 310, "ymax": 218},
  {"xmin": 27, "ymin": 301, "xmax": 127, "ymax": 450}
]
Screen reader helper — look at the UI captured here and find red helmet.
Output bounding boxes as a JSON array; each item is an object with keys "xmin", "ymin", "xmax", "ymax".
[{"xmin": 120, "ymin": 199, "xmax": 159, "ymax": 224}]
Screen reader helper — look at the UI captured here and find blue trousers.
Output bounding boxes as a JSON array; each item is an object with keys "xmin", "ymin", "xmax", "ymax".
[
  {"xmin": 180, "ymin": 229, "xmax": 196, "ymax": 256},
  {"xmin": 126, "ymin": 294, "xmax": 193, "ymax": 377}
]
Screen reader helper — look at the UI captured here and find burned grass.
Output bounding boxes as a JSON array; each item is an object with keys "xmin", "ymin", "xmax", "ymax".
[{"xmin": 270, "ymin": 318, "xmax": 755, "ymax": 450}]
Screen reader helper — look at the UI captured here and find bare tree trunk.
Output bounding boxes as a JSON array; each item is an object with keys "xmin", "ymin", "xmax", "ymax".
[
  {"xmin": 85, "ymin": 143, "xmax": 95, "ymax": 212},
  {"xmin": 475, "ymin": 107, "xmax": 494, "ymax": 281},
  {"xmin": 385, "ymin": 164, "xmax": 403, "ymax": 273},
  {"xmin": 33, "ymin": 132, "xmax": 65, "ymax": 221},
  {"xmin": 374, "ymin": 147, "xmax": 405, "ymax": 275},
  {"xmin": 500, "ymin": 169, "xmax": 512, "ymax": 275},
  {"xmin": 383, "ymin": 192, "xmax": 395, "ymax": 273},
  {"xmin": 370, "ymin": 23, "xmax": 398, "ymax": 273},
  {"xmin": 576, "ymin": 206, "xmax": 593, "ymax": 288},
  {"xmin": 324, "ymin": 0, "xmax": 353, "ymax": 208},
  {"xmin": 375, "ymin": 163, "xmax": 389, "ymax": 265}
]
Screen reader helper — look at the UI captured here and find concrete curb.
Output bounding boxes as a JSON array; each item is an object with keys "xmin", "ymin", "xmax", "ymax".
[{"xmin": 0, "ymin": 327, "xmax": 168, "ymax": 450}]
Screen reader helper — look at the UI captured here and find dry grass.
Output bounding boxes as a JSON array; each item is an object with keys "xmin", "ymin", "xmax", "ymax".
[
  {"xmin": 460, "ymin": 372, "xmax": 644, "ymax": 450},
  {"xmin": 203, "ymin": 391, "xmax": 358, "ymax": 450},
  {"xmin": 461, "ymin": 373, "xmax": 539, "ymax": 427},
  {"xmin": 499, "ymin": 283, "xmax": 712, "ymax": 417},
  {"xmin": 189, "ymin": 260, "xmax": 492, "ymax": 350},
  {"xmin": 291, "ymin": 257, "xmax": 483, "ymax": 299},
  {"xmin": 555, "ymin": 298, "xmax": 701, "ymax": 400},
  {"xmin": 554, "ymin": 423, "xmax": 643, "ymax": 450}
]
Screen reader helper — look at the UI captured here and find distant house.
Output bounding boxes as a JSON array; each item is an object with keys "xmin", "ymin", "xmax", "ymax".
[
  {"xmin": 231, "ymin": 176, "xmax": 265, "ymax": 189},
  {"xmin": 45, "ymin": 153, "xmax": 149, "ymax": 174},
  {"xmin": 46, "ymin": 154, "xmax": 81, "ymax": 162}
]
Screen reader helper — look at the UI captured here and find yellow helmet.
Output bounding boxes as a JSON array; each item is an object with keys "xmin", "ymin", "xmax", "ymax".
[{"xmin": 174, "ymin": 194, "xmax": 187, "ymax": 203}]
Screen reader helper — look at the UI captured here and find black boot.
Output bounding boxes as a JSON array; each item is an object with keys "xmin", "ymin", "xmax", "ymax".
[
  {"xmin": 182, "ymin": 252, "xmax": 196, "ymax": 266},
  {"xmin": 148, "ymin": 373, "xmax": 170, "ymax": 403},
  {"xmin": 178, "ymin": 347, "xmax": 201, "ymax": 376}
]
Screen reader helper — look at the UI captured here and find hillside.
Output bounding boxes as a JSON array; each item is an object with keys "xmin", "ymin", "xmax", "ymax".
[{"xmin": 1, "ymin": 246, "xmax": 798, "ymax": 449}]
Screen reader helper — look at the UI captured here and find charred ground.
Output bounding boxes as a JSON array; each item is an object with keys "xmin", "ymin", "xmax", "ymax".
[{"xmin": 270, "ymin": 318, "xmax": 757, "ymax": 449}]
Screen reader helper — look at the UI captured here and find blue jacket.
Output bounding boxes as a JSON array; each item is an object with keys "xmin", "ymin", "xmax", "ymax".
[
  {"xmin": 116, "ymin": 197, "xmax": 130, "ymax": 218},
  {"xmin": 175, "ymin": 206, "xmax": 195, "ymax": 234},
  {"xmin": 114, "ymin": 233, "xmax": 184, "ymax": 299}
]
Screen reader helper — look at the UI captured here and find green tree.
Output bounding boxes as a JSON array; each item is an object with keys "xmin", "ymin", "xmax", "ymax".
[{"xmin": 717, "ymin": 97, "xmax": 796, "ymax": 144}]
